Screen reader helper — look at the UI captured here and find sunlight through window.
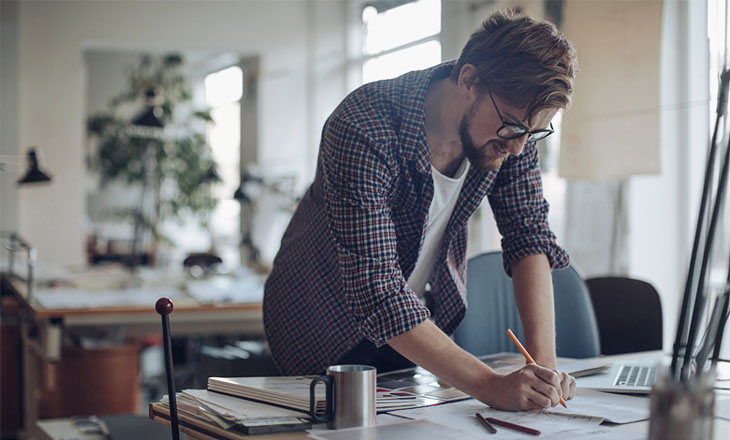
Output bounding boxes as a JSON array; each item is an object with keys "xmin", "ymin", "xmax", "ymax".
[
  {"xmin": 204, "ymin": 65, "xmax": 242, "ymax": 267},
  {"xmin": 205, "ymin": 66, "xmax": 243, "ymax": 107},
  {"xmin": 362, "ymin": 0, "xmax": 441, "ymax": 83}
]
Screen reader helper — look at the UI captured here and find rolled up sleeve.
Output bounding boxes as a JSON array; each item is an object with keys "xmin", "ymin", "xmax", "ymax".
[
  {"xmin": 487, "ymin": 142, "xmax": 570, "ymax": 276},
  {"xmin": 321, "ymin": 117, "xmax": 430, "ymax": 346}
]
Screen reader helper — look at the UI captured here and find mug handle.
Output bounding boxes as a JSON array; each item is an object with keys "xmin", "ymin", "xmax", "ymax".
[{"xmin": 309, "ymin": 375, "xmax": 333, "ymax": 423}]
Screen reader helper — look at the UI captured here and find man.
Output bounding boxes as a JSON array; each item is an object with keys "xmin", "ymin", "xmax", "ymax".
[{"xmin": 264, "ymin": 10, "xmax": 577, "ymax": 411}]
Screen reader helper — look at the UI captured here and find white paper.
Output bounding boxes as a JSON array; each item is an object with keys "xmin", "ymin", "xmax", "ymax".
[
  {"xmin": 310, "ymin": 419, "xmax": 483, "ymax": 440},
  {"xmin": 181, "ymin": 389, "xmax": 307, "ymax": 421},
  {"xmin": 307, "ymin": 413, "xmax": 413, "ymax": 435},
  {"xmin": 186, "ymin": 275, "xmax": 264, "ymax": 304},
  {"xmin": 390, "ymin": 398, "xmax": 603, "ymax": 439},
  {"xmin": 32, "ymin": 286, "xmax": 185, "ymax": 309},
  {"xmin": 390, "ymin": 390, "xmax": 649, "ymax": 438},
  {"xmin": 546, "ymin": 388, "xmax": 650, "ymax": 424}
]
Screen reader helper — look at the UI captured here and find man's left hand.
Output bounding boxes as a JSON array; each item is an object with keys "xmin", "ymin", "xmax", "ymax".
[{"xmin": 556, "ymin": 370, "xmax": 576, "ymax": 400}]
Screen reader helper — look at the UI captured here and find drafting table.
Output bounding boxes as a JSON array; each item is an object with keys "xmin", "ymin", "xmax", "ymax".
[{"xmin": 1, "ymin": 269, "xmax": 264, "ymax": 439}]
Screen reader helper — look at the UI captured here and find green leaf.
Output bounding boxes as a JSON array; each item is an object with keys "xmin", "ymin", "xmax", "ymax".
[{"xmin": 86, "ymin": 52, "xmax": 219, "ymax": 247}]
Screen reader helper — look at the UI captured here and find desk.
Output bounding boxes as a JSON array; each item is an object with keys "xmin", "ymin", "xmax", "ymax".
[
  {"xmin": 1, "ymin": 270, "xmax": 265, "ymax": 440},
  {"xmin": 148, "ymin": 351, "xmax": 730, "ymax": 439},
  {"xmin": 36, "ymin": 414, "xmax": 174, "ymax": 440}
]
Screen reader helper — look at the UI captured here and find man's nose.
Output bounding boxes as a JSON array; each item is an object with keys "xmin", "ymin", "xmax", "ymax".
[{"xmin": 505, "ymin": 135, "xmax": 527, "ymax": 156}]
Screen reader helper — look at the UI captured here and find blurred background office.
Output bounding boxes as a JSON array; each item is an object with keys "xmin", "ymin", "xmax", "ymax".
[{"xmin": 1, "ymin": 0, "xmax": 729, "ymax": 437}]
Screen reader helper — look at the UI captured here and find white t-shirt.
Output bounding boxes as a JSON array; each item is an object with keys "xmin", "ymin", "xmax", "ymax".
[{"xmin": 407, "ymin": 159, "xmax": 470, "ymax": 298}]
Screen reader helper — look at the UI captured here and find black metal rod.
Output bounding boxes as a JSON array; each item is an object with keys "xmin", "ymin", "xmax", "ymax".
[
  {"xmin": 156, "ymin": 298, "xmax": 180, "ymax": 440},
  {"xmin": 682, "ymin": 113, "xmax": 730, "ymax": 380},
  {"xmin": 711, "ymin": 290, "xmax": 730, "ymax": 367},
  {"xmin": 671, "ymin": 68, "xmax": 730, "ymax": 378}
]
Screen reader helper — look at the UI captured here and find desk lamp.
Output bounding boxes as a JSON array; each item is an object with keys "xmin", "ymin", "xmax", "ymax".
[
  {"xmin": 0, "ymin": 147, "xmax": 53, "ymax": 185},
  {"xmin": 17, "ymin": 148, "xmax": 52, "ymax": 184}
]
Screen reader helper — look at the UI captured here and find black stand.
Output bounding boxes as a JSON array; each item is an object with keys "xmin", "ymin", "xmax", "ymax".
[
  {"xmin": 671, "ymin": 68, "xmax": 730, "ymax": 379},
  {"xmin": 156, "ymin": 297, "xmax": 180, "ymax": 440}
]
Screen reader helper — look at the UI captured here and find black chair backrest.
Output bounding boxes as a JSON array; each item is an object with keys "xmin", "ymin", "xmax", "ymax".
[{"xmin": 585, "ymin": 277, "xmax": 663, "ymax": 355}]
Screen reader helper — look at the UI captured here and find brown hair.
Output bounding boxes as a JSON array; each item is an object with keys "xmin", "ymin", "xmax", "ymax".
[{"xmin": 450, "ymin": 9, "xmax": 577, "ymax": 123}]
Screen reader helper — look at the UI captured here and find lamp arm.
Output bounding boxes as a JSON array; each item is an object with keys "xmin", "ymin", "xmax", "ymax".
[{"xmin": 1, "ymin": 232, "xmax": 36, "ymax": 301}]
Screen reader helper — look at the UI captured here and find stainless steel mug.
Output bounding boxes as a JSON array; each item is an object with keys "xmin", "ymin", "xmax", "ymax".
[{"xmin": 309, "ymin": 364, "xmax": 376, "ymax": 429}]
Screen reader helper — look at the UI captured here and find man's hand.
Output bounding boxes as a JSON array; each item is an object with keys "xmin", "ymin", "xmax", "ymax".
[
  {"xmin": 476, "ymin": 363, "xmax": 564, "ymax": 411},
  {"xmin": 388, "ymin": 320, "xmax": 573, "ymax": 412},
  {"xmin": 556, "ymin": 370, "xmax": 576, "ymax": 400}
]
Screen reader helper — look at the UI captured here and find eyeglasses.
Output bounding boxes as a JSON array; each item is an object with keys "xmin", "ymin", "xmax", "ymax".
[{"xmin": 488, "ymin": 92, "xmax": 554, "ymax": 142}]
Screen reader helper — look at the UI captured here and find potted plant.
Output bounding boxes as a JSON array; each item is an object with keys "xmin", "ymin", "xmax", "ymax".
[{"xmin": 86, "ymin": 53, "xmax": 219, "ymax": 265}]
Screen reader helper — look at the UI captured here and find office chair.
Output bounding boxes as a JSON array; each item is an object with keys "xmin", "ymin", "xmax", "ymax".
[
  {"xmin": 452, "ymin": 251, "xmax": 600, "ymax": 359},
  {"xmin": 585, "ymin": 276, "xmax": 663, "ymax": 355}
]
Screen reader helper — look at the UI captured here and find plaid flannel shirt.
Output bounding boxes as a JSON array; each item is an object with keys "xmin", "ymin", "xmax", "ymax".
[{"xmin": 263, "ymin": 62, "xmax": 569, "ymax": 375}]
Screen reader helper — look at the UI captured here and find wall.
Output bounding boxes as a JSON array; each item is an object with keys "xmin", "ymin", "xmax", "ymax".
[
  {"xmin": 3, "ymin": 0, "xmax": 717, "ymax": 354},
  {"xmin": 442, "ymin": 0, "xmax": 706, "ymax": 353},
  {"xmin": 629, "ymin": 0, "xmax": 710, "ymax": 352},
  {"xmin": 5, "ymin": 0, "xmax": 348, "ymax": 266},
  {"xmin": 1, "ymin": 1, "xmax": 20, "ymax": 235}
]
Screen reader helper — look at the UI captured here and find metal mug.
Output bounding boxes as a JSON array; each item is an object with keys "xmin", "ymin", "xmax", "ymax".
[{"xmin": 309, "ymin": 364, "xmax": 376, "ymax": 429}]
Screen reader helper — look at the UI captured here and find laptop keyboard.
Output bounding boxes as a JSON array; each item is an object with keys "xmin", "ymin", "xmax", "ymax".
[{"xmin": 614, "ymin": 365, "xmax": 657, "ymax": 387}]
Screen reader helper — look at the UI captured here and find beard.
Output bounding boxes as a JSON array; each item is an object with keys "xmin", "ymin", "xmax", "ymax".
[{"xmin": 459, "ymin": 102, "xmax": 509, "ymax": 172}]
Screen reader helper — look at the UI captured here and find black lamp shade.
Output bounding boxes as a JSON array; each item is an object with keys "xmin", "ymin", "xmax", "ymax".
[
  {"xmin": 205, "ymin": 164, "xmax": 221, "ymax": 182},
  {"xmin": 233, "ymin": 184, "xmax": 249, "ymax": 203},
  {"xmin": 132, "ymin": 87, "xmax": 164, "ymax": 128},
  {"xmin": 131, "ymin": 105, "xmax": 164, "ymax": 128},
  {"xmin": 17, "ymin": 150, "xmax": 52, "ymax": 185}
]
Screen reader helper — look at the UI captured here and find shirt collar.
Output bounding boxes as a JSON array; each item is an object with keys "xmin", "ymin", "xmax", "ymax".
[{"xmin": 401, "ymin": 61, "xmax": 456, "ymax": 175}]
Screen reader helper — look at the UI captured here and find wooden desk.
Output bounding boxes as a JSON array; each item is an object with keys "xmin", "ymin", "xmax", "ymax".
[
  {"xmin": 1, "ymin": 271, "xmax": 264, "ymax": 440},
  {"xmin": 148, "ymin": 351, "xmax": 730, "ymax": 439}
]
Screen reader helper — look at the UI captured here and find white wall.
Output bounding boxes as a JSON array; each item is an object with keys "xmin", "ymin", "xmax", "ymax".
[
  {"xmin": 8, "ymin": 0, "xmax": 348, "ymax": 266},
  {"xmin": 629, "ymin": 0, "xmax": 709, "ymax": 352},
  {"xmin": 1, "ymin": 1, "xmax": 20, "ymax": 234}
]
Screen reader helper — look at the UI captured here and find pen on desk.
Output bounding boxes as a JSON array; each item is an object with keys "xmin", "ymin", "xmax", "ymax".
[
  {"xmin": 485, "ymin": 417, "xmax": 541, "ymax": 436},
  {"xmin": 474, "ymin": 413, "xmax": 497, "ymax": 434},
  {"xmin": 506, "ymin": 328, "xmax": 568, "ymax": 408}
]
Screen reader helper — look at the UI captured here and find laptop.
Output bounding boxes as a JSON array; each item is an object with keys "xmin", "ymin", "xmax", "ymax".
[
  {"xmin": 575, "ymin": 359, "xmax": 663, "ymax": 394},
  {"xmin": 577, "ymin": 289, "xmax": 729, "ymax": 394}
]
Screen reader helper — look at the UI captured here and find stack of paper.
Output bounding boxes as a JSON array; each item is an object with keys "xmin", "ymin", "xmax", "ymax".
[
  {"xmin": 208, "ymin": 376, "xmax": 437, "ymax": 413},
  {"xmin": 150, "ymin": 389, "xmax": 311, "ymax": 437}
]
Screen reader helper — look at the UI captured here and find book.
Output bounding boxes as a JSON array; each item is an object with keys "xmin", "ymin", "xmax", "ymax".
[
  {"xmin": 207, "ymin": 375, "xmax": 453, "ymax": 414},
  {"xmin": 204, "ymin": 353, "xmax": 606, "ymax": 419}
]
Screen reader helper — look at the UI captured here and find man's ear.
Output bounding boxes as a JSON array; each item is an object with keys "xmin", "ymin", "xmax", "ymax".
[{"xmin": 458, "ymin": 64, "xmax": 479, "ymax": 95}]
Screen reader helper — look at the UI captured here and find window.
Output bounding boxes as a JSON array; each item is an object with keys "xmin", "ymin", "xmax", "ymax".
[
  {"xmin": 361, "ymin": 0, "xmax": 441, "ymax": 83},
  {"xmin": 204, "ymin": 65, "xmax": 243, "ymax": 268}
]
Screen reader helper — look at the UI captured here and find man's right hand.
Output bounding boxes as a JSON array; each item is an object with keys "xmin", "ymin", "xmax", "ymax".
[
  {"xmin": 476, "ymin": 363, "xmax": 564, "ymax": 411},
  {"xmin": 387, "ymin": 320, "xmax": 564, "ymax": 412}
]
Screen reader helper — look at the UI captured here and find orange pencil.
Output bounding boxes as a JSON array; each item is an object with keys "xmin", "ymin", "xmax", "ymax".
[{"xmin": 506, "ymin": 328, "xmax": 567, "ymax": 408}]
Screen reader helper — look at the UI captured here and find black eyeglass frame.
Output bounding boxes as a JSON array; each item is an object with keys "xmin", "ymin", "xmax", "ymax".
[{"xmin": 488, "ymin": 92, "xmax": 554, "ymax": 142}]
